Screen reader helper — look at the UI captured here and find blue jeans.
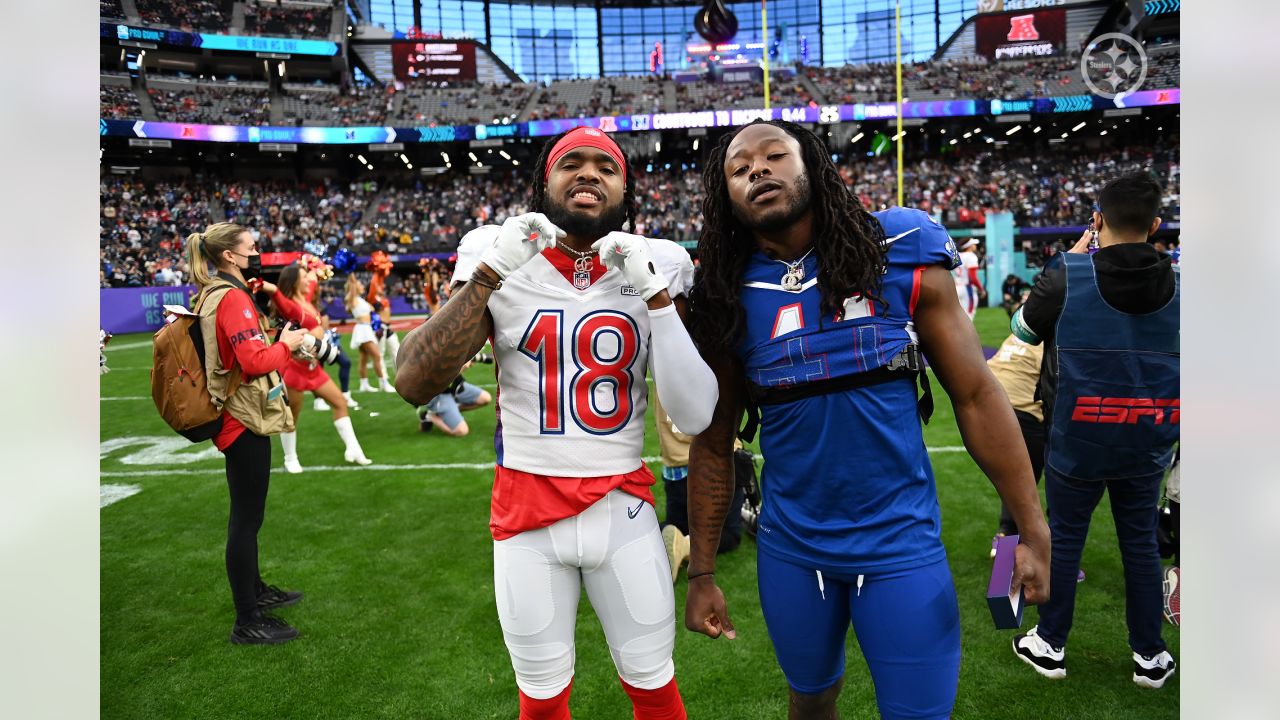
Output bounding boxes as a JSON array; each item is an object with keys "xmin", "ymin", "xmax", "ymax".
[{"xmin": 1036, "ymin": 467, "xmax": 1167, "ymax": 656}]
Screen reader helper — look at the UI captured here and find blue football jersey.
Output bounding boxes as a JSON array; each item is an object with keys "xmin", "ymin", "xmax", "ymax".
[{"xmin": 735, "ymin": 207, "xmax": 960, "ymax": 573}]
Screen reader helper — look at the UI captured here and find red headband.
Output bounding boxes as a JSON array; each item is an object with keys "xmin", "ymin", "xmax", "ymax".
[{"xmin": 544, "ymin": 127, "xmax": 627, "ymax": 184}]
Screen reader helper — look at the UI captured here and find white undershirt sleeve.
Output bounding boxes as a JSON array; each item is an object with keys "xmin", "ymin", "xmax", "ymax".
[{"xmin": 646, "ymin": 303, "xmax": 718, "ymax": 436}]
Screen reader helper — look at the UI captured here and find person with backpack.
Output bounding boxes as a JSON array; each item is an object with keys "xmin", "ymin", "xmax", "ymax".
[{"xmin": 183, "ymin": 222, "xmax": 311, "ymax": 645}]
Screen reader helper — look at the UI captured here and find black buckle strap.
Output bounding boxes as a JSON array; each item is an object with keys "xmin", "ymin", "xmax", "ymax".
[{"xmin": 737, "ymin": 345, "xmax": 933, "ymax": 442}]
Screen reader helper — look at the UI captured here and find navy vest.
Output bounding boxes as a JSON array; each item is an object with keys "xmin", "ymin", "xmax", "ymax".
[{"xmin": 1046, "ymin": 252, "xmax": 1180, "ymax": 480}]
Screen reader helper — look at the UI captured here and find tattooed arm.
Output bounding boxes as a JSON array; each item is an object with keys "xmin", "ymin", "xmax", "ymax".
[
  {"xmin": 683, "ymin": 354, "xmax": 745, "ymax": 640},
  {"xmin": 394, "ymin": 264, "xmax": 498, "ymax": 406}
]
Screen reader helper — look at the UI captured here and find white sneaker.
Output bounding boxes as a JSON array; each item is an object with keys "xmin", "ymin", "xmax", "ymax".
[
  {"xmin": 379, "ymin": 378, "xmax": 395, "ymax": 392},
  {"xmin": 283, "ymin": 457, "xmax": 304, "ymax": 474},
  {"xmin": 360, "ymin": 381, "xmax": 378, "ymax": 393},
  {"xmin": 344, "ymin": 448, "xmax": 372, "ymax": 466},
  {"xmin": 1133, "ymin": 650, "xmax": 1176, "ymax": 689},
  {"xmin": 661, "ymin": 525, "xmax": 690, "ymax": 584},
  {"xmin": 343, "ymin": 392, "xmax": 360, "ymax": 410},
  {"xmin": 1012, "ymin": 626, "xmax": 1066, "ymax": 679},
  {"xmin": 313, "ymin": 398, "xmax": 330, "ymax": 411}
]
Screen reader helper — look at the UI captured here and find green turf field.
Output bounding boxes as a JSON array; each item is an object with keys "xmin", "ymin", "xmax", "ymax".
[{"xmin": 100, "ymin": 307, "xmax": 1177, "ymax": 718}]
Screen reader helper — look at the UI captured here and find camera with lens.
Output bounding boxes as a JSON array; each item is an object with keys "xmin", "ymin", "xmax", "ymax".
[{"xmin": 295, "ymin": 333, "xmax": 341, "ymax": 365}]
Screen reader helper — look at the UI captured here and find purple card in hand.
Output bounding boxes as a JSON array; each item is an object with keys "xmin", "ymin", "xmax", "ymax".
[{"xmin": 988, "ymin": 534, "xmax": 1025, "ymax": 630}]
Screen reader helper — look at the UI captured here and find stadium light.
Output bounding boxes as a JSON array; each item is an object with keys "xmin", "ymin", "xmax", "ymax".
[
  {"xmin": 963, "ymin": 132, "xmax": 972, "ymax": 139},
  {"xmin": 693, "ymin": 139, "xmax": 699, "ymax": 150},
  {"xmin": 1072, "ymin": 121, "xmax": 1086, "ymax": 132},
  {"xmin": 357, "ymin": 154, "xmax": 367, "ymax": 164},
  {"xmin": 655, "ymin": 140, "xmax": 661, "ymax": 152},
  {"xmin": 949, "ymin": 139, "xmax": 958, "ymax": 145},
  {"xmin": 513, "ymin": 160, "xmax": 520, "ymax": 166},
  {"xmin": 406, "ymin": 164, "xmax": 413, "ymax": 170},
  {"xmin": 1061, "ymin": 133, "xmax": 1069, "ymax": 138},
  {"xmin": 1005, "ymin": 125, "xmax": 1022, "ymax": 136},
  {"xmin": 468, "ymin": 152, "xmax": 479, "ymax": 162},
  {"xmin": 973, "ymin": 128, "xmax": 982, "ymax": 134},
  {"xmin": 499, "ymin": 150, "xmax": 511, "ymax": 160},
  {"xmin": 939, "ymin": 128, "xmax": 946, "ymax": 135},
  {"xmin": 1100, "ymin": 130, "xmax": 1108, "ymax": 136},
  {"xmin": 850, "ymin": 132, "xmax": 864, "ymax": 143},
  {"xmin": 1033, "ymin": 127, "xmax": 1042, "ymax": 134},
  {"xmin": 441, "ymin": 152, "xmax": 450, "ymax": 163},
  {"xmin": 891, "ymin": 132, "xmax": 904, "ymax": 141}
]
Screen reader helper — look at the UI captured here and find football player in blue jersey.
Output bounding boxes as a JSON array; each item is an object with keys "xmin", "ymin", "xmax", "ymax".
[{"xmin": 684, "ymin": 120, "xmax": 1051, "ymax": 720}]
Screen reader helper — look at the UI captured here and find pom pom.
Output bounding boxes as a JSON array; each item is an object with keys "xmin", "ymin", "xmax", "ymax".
[{"xmin": 331, "ymin": 248, "xmax": 358, "ymax": 274}]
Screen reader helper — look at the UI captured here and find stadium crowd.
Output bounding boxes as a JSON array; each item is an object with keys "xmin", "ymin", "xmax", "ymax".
[
  {"xmin": 99, "ymin": 51, "xmax": 1181, "ymax": 126},
  {"xmin": 135, "ymin": 0, "xmax": 229, "ymax": 32},
  {"xmin": 149, "ymin": 85, "xmax": 272, "ymax": 125},
  {"xmin": 100, "ymin": 86, "xmax": 142, "ymax": 120},
  {"xmin": 99, "ymin": 137, "xmax": 1177, "ymax": 293},
  {"xmin": 243, "ymin": 1, "xmax": 334, "ymax": 39}
]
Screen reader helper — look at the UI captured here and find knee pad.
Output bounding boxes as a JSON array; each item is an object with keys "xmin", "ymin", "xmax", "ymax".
[{"xmin": 613, "ymin": 626, "xmax": 676, "ymax": 690}]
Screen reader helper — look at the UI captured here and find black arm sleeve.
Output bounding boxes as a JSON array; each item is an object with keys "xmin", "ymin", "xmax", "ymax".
[{"xmin": 1020, "ymin": 266, "xmax": 1067, "ymax": 345}]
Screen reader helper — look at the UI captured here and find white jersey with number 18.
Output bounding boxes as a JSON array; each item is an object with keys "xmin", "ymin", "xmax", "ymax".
[{"xmin": 452, "ymin": 226, "xmax": 694, "ymax": 477}]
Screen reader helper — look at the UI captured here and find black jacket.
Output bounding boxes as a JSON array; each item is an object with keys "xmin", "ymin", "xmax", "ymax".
[{"xmin": 1021, "ymin": 243, "xmax": 1177, "ymax": 424}]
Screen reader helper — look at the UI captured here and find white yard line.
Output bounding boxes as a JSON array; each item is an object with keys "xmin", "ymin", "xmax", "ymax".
[
  {"xmin": 102, "ymin": 339, "xmax": 154, "ymax": 352},
  {"xmin": 99, "ymin": 448, "xmax": 970, "ymax": 478}
]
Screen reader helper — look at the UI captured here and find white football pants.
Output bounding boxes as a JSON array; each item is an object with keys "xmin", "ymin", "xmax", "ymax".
[{"xmin": 493, "ymin": 489, "xmax": 677, "ymax": 700}]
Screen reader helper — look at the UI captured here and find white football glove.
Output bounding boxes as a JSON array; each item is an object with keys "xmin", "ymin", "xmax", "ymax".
[
  {"xmin": 591, "ymin": 231, "xmax": 668, "ymax": 301},
  {"xmin": 479, "ymin": 213, "xmax": 565, "ymax": 279}
]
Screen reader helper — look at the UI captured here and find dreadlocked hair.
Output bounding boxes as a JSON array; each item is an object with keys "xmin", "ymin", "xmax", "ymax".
[
  {"xmin": 528, "ymin": 129, "xmax": 639, "ymax": 233},
  {"xmin": 689, "ymin": 119, "xmax": 888, "ymax": 354}
]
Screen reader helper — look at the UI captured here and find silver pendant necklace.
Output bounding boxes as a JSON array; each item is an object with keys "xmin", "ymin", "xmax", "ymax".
[
  {"xmin": 560, "ymin": 241, "xmax": 595, "ymax": 290},
  {"xmin": 776, "ymin": 246, "xmax": 815, "ymax": 292}
]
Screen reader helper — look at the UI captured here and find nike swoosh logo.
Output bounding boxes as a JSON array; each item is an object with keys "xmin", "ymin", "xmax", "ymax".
[
  {"xmin": 883, "ymin": 227, "xmax": 920, "ymax": 245},
  {"xmin": 627, "ymin": 502, "xmax": 644, "ymax": 519}
]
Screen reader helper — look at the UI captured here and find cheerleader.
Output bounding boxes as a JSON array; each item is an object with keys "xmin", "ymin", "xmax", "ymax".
[
  {"xmin": 345, "ymin": 274, "xmax": 392, "ymax": 392},
  {"xmin": 265, "ymin": 264, "xmax": 372, "ymax": 472},
  {"xmin": 366, "ymin": 251, "xmax": 401, "ymax": 381}
]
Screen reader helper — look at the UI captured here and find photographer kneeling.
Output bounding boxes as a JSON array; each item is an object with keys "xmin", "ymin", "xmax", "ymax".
[{"xmin": 417, "ymin": 352, "xmax": 493, "ymax": 437}]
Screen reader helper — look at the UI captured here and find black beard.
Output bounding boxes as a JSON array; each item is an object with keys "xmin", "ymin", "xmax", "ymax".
[
  {"xmin": 732, "ymin": 171, "xmax": 812, "ymax": 234},
  {"xmin": 544, "ymin": 194, "xmax": 627, "ymax": 239}
]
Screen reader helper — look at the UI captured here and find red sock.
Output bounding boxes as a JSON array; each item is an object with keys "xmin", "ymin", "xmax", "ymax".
[
  {"xmin": 518, "ymin": 681, "xmax": 572, "ymax": 720},
  {"xmin": 620, "ymin": 677, "xmax": 686, "ymax": 720}
]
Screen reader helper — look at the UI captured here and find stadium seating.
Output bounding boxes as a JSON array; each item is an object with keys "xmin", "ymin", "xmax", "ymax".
[
  {"xmin": 134, "ymin": 0, "xmax": 231, "ymax": 32},
  {"xmin": 399, "ymin": 81, "xmax": 534, "ymax": 126},
  {"xmin": 280, "ymin": 83, "xmax": 392, "ymax": 126},
  {"xmin": 148, "ymin": 80, "xmax": 271, "ymax": 125},
  {"xmin": 100, "ymin": 0, "xmax": 126, "ymax": 20},
  {"xmin": 243, "ymin": 1, "xmax": 334, "ymax": 39}
]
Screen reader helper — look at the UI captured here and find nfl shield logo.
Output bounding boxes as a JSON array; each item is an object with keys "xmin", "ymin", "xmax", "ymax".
[{"xmin": 573, "ymin": 271, "xmax": 591, "ymax": 290}]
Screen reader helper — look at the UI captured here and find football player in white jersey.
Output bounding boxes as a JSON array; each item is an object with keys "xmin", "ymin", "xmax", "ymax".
[
  {"xmin": 396, "ymin": 127, "xmax": 717, "ymax": 720},
  {"xmin": 953, "ymin": 238, "xmax": 986, "ymax": 320}
]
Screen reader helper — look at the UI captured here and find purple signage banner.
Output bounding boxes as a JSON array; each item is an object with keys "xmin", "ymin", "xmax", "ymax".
[{"xmin": 101, "ymin": 285, "xmax": 196, "ymax": 335}]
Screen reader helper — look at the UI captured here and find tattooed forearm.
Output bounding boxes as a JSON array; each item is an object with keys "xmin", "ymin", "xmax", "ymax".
[
  {"xmin": 394, "ymin": 270, "xmax": 496, "ymax": 406},
  {"xmin": 686, "ymin": 358, "xmax": 744, "ymax": 574},
  {"xmin": 687, "ymin": 430, "xmax": 736, "ymax": 574}
]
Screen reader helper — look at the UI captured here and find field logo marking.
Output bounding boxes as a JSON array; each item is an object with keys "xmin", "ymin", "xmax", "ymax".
[
  {"xmin": 101, "ymin": 484, "xmax": 143, "ymax": 508},
  {"xmin": 100, "ymin": 436, "xmax": 223, "ymax": 465}
]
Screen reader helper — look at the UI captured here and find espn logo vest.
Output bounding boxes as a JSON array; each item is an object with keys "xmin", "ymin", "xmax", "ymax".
[{"xmin": 1071, "ymin": 397, "xmax": 1180, "ymax": 425}]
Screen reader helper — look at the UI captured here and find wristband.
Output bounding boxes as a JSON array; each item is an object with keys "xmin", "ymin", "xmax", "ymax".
[{"xmin": 687, "ymin": 570, "xmax": 715, "ymax": 581}]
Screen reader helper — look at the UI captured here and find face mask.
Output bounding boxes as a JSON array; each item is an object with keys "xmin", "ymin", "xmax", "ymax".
[{"xmin": 232, "ymin": 252, "xmax": 263, "ymax": 281}]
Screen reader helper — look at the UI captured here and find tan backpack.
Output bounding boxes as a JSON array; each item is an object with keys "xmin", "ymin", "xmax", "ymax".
[{"xmin": 150, "ymin": 283, "xmax": 242, "ymax": 442}]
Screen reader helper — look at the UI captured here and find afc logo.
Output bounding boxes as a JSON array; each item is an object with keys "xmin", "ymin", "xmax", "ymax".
[
  {"xmin": 1007, "ymin": 14, "xmax": 1040, "ymax": 42},
  {"xmin": 1071, "ymin": 397, "xmax": 1179, "ymax": 425}
]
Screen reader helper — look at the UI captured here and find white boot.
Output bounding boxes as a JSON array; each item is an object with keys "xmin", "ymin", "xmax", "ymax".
[
  {"xmin": 343, "ymin": 391, "xmax": 360, "ymax": 410},
  {"xmin": 379, "ymin": 370, "xmax": 394, "ymax": 393},
  {"xmin": 385, "ymin": 332, "xmax": 401, "ymax": 374},
  {"xmin": 280, "ymin": 431, "xmax": 303, "ymax": 474},
  {"xmin": 334, "ymin": 416, "xmax": 371, "ymax": 466},
  {"xmin": 359, "ymin": 377, "xmax": 377, "ymax": 393},
  {"xmin": 313, "ymin": 397, "xmax": 330, "ymax": 411}
]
